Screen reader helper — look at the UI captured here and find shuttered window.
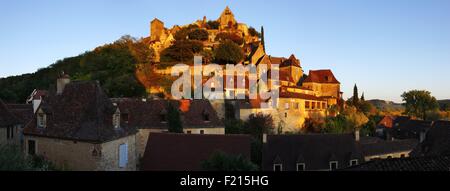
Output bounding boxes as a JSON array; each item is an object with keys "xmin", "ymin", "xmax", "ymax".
[{"xmin": 119, "ymin": 144, "xmax": 128, "ymax": 168}]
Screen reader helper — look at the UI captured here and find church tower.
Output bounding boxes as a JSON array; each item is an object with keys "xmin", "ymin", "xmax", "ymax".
[
  {"xmin": 218, "ymin": 6, "xmax": 237, "ymax": 30},
  {"xmin": 150, "ymin": 18, "xmax": 165, "ymax": 41}
]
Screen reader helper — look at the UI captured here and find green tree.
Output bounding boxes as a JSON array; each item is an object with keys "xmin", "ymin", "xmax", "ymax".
[
  {"xmin": 353, "ymin": 84, "xmax": 359, "ymax": 105},
  {"xmin": 167, "ymin": 102, "xmax": 183, "ymax": 133},
  {"xmin": 215, "ymin": 32, "xmax": 244, "ymax": 45},
  {"xmin": 401, "ymin": 90, "xmax": 439, "ymax": 120},
  {"xmin": 206, "ymin": 21, "xmax": 220, "ymax": 30},
  {"xmin": 247, "ymin": 113, "xmax": 274, "ymax": 139},
  {"xmin": 160, "ymin": 40, "xmax": 204, "ymax": 62},
  {"xmin": 214, "ymin": 40, "xmax": 244, "ymax": 64},
  {"xmin": 201, "ymin": 151, "xmax": 259, "ymax": 171},
  {"xmin": 0, "ymin": 145, "xmax": 57, "ymax": 171},
  {"xmin": 188, "ymin": 28, "xmax": 209, "ymax": 41}
]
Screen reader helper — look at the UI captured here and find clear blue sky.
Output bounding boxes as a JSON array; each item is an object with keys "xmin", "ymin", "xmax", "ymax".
[{"xmin": 1, "ymin": 0, "xmax": 449, "ymax": 102}]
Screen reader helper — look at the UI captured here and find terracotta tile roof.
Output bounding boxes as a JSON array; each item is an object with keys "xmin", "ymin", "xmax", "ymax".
[
  {"xmin": 142, "ymin": 133, "xmax": 252, "ymax": 171},
  {"xmin": 344, "ymin": 155, "xmax": 450, "ymax": 171},
  {"xmin": 0, "ymin": 99, "xmax": 21, "ymax": 127},
  {"xmin": 112, "ymin": 99, "xmax": 223, "ymax": 129},
  {"xmin": 377, "ymin": 116, "xmax": 396, "ymax": 128},
  {"xmin": 411, "ymin": 121, "xmax": 450, "ymax": 157},
  {"xmin": 6, "ymin": 104, "xmax": 33, "ymax": 125},
  {"xmin": 360, "ymin": 139, "xmax": 418, "ymax": 156},
  {"xmin": 303, "ymin": 70, "xmax": 340, "ymax": 84},
  {"xmin": 269, "ymin": 56, "xmax": 286, "ymax": 65},
  {"xmin": 392, "ymin": 119, "xmax": 433, "ymax": 140},
  {"xmin": 279, "ymin": 91, "xmax": 325, "ymax": 101},
  {"xmin": 262, "ymin": 134, "xmax": 363, "ymax": 171},
  {"xmin": 23, "ymin": 81, "xmax": 137, "ymax": 143},
  {"xmin": 280, "ymin": 54, "xmax": 301, "ymax": 68}
]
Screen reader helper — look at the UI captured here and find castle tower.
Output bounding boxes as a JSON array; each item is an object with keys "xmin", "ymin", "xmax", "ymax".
[
  {"xmin": 218, "ymin": 6, "xmax": 237, "ymax": 30},
  {"xmin": 150, "ymin": 18, "xmax": 165, "ymax": 41}
]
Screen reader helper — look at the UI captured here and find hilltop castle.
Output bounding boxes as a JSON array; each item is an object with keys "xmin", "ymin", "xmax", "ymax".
[
  {"xmin": 144, "ymin": 7, "xmax": 343, "ymax": 133},
  {"xmin": 147, "ymin": 6, "xmax": 261, "ymax": 62}
]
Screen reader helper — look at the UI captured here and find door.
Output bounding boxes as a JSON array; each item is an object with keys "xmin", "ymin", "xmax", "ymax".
[{"xmin": 28, "ymin": 140, "xmax": 36, "ymax": 155}]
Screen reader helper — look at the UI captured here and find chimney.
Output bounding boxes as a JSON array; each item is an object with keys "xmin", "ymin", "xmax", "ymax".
[
  {"xmin": 354, "ymin": 129, "xmax": 360, "ymax": 142},
  {"xmin": 262, "ymin": 133, "xmax": 267, "ymax": 144},
  {"xmin": 56, "ymin": 71, "xmax": 70, "ymax": 95}
]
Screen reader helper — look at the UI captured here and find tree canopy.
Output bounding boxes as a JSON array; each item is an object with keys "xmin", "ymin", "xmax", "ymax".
[
  {"xmin": 0, "ymin": 35, "xmax": 150, "ymax": 103},
  {"xmin": 167, "ymin": 102, "xmax": 183, "ymax": 133},
  {"xmin": 402, "ymin": 90, "xmax": 439, "ymax": 120},
  {"xmin": 160, "ymin": 40, "xmax": 204, "ymax": 62},
  {"xmin": 213, "ymin": 40, "xmax": 244, "ymax": 64}
]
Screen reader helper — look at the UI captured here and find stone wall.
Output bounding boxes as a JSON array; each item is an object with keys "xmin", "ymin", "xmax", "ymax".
[
  {"xmin": 24, "ymin": 135, "xmax": 137, "ymax": 171},
  {"xmin": 0, "ymin": 125, "xmax": 20, "ymax": 146},
  {"xmin": 24, "ymin": 136, "xmax": 98, "ymax": 170},
  {"xmin": 98, "ymin": 135, "xmax": 137, "ymax": 171},
  {"xmin": 364, "ymin": 151, "xmax": 412, "ymax": 162},
  {"xmin": 0, "ymin": 128, "xmax": 6, "ymax": 145}
]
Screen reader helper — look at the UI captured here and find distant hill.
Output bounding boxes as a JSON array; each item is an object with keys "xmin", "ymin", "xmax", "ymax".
[
  {"xmin": 0, "ymin": 36, "xmax": 151, "ymax": 103},
  {"xmin": 367, "ymin": 99, "xmax": 405, "ymax": 113},
  {"xmin": 438, "ymin": 100, "xmax": 450, "ymax": 111}
]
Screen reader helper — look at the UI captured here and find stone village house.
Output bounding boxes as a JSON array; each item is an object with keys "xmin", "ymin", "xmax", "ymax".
[
  {"xmin": 20, "ymin": 74, "xmax": 225, "ymax": 170},
  {"xmin": 111, "ymin": 98, "xmax": 225, "ymax": 158},
  {"xmin": 23, "ymin": 76, "xmax": 137, "ymax": 171},
  {"xmin": 0, "ymin": 99, "xmax": 22, "ymax": 146}
]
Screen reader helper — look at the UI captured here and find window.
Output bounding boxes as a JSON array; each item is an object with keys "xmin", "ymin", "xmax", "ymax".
[
  {"xmin": 200, "ymin": 130, "xmax": 205, "ymax": 134},
  {"xmin": 284, "ymin": 103, "xmax": 290, "ymax": 110},
  {"xmin": 305, "ymin": 101, "xmax": 310, "ymax": 109},
  {"xmin": 119, "ymin": 144, "xmax": 128, "ymax": 168},
  {"xmin": 203, "ymin": 112, "xmax": 210, "ymax": 122},
  {"xmin": 121, "ymin": 113, "xmax": 129, "ymax": 124},
  {"xmin": 6, "ymin": 126, "xmax": 14, "ymax": 140},
  {"xmin": 400, "ymin": 154, "xmax": 406, "ymax": 158},
  {"xmin": 37, "ymin": 113, "xmax": 46, "ymax": 128},
  {"xmin": 329, "ymin": 161, "xmax": 338, "ymax": 171},
  {"xmin": 28, "ymin": 140, "xmax": 36, "ymax": 155},
  {"xmin": 297, "ymin": 163, "xmax": 306, "ymax": 171},
  {"xmin": 273, "ymin": 164, "xmax": 283, "ymax": 171},
  {"xmin": 186, "ymin": 130, "xmax": 192, "ymax": 134},
  {"xmin": 160, "ymin": 113, "xmax": 167, "ymax": 123},
  {"xmin": 294, "ymin": 102, "xmax": 299, "ymax": 109},
  {"xmin": 322, "ymin": 103, "xmax": 326, "ymax": 109},
  {"xmin": 113, "ymin": 112, "xmax": 120, "ymax": 129},
  {"xmin": 285, "ymin": 113, "xmax": 288, "ymax": 118},
  {"xmin": 350, "ymin": 159, "xmax": 358, "ymax": 166},
  {"xmin": 312, "ymin": 102, "xmax": 316, "ymax": 109}
]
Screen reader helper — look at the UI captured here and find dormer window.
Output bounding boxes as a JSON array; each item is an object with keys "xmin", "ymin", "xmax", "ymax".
[
  {"xmin": 160, "ymin": 110, "xmax": 168, "ymax": 123},
  {"xmin": 37, "ymin": 112, "xmax": 46, "ymax": 129},
  {"xmin": 297, "ymin": 163, "xmax": 306, "ymax": 171},
  {"xmin": 325, "ymin": 76, "xmax": 329, "ymax": 82},
  {"xmin": 202, "ymin": 111, "xmax": 210, "ymax": 122},
  {"xmin": 273, "ymin": 164, "xmax": 283, "ymax": 172},
  {"xmin": 329, "ymin": 161, "xmax": 338, "ymax": 171},
  {"xmin": 113, "ymin": 109, "xmax": 121, "ymax": 129}
]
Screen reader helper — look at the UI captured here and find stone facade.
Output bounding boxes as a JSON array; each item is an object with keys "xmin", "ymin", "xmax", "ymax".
[
  {"xmin": 24, "ymin": 135, "xmax": 136, "ymax": 171},
  {"xmin": 364, "ymin": 151, "xmax": 411, "ymax": 162}
]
